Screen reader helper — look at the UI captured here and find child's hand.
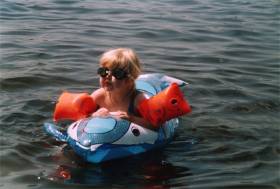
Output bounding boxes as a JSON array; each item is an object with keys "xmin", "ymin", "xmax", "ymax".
[
  {"xmin": 92, "ymin": 108, "xmax": 110, "ymax": 117},
  {"xmin": 109, "ymin": 111, "xmax": 130, "ymax": 120}
]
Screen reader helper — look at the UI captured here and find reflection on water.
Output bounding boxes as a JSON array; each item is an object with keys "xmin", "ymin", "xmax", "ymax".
[{"xmin": 43, "ymin": 146, "xmax": 192, "ymax": 188}]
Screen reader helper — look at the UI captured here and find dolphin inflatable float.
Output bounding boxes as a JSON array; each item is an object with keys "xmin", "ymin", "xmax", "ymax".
[{"xmin": 44, "ymin": 74, "xmax": 191, "ymax": 163}]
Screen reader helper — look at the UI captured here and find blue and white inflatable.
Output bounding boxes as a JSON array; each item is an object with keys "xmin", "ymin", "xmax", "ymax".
[{"xmin": 44, "ymin": 74, "xmax": 188, "ymax": 163}]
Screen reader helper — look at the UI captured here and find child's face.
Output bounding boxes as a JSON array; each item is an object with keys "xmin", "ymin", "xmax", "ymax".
[{"xmin": 98, "ymin": 67, "xmax": 131, "ymax": 92}]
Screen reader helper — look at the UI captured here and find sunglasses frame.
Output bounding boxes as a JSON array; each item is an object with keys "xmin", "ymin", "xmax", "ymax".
[{"xmin": 97, "ymin": 67, "xmax": 128, "ymax": 80}]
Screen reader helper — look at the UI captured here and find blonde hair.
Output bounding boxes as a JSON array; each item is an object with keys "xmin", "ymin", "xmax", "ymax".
[{"xmin": 99, "ymin": 48, "xmax": 142, "ymax": 80}]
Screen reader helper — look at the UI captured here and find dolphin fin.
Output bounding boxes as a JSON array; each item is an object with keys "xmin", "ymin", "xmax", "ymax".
[{"xmin": 43, "ymin": 122, "xmax": 68, "ymax": 142}]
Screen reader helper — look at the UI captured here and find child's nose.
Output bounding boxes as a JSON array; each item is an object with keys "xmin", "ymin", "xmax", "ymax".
[{"xmin": 105, "ymin": 72, "xmax": 112, "ymax": 79}]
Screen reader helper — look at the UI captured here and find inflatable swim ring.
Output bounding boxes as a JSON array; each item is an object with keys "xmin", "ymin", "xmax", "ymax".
[{"xmin": 44, "ymin": 74, "xmax": 191, "ymax": 163}]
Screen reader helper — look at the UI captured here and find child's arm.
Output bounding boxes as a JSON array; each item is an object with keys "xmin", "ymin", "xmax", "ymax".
[
  {"xmin": 111, "ymin": 111, "xmax": 157, "ymax": 130},
  {"xmin": 91, "ymin": 88, "xmax": 108, "ymax": 117},
  {"xmin": 111, "ymin": 93, "xmax": 159, "ymax": 130}
]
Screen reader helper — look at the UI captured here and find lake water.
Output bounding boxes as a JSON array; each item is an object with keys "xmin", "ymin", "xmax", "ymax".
[{"xmin": 0, "ymin": 0, "xmax": 279, "ymax": 188}]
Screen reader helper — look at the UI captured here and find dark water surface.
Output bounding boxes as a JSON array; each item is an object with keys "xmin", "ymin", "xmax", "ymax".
[{"xmin": 1, "ymin": 0, "xmax": 279, "ymax": 188}]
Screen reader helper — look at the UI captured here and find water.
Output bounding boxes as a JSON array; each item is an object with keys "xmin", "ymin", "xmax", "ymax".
[{"xmin": 0, "ymin": 0, "xmax": 279, "ymax": 188}]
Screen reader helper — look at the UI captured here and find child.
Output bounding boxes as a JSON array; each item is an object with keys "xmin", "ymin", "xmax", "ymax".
[{"xmin": 91, "ymin": 48, "xmax": 153, "ymax": 129}]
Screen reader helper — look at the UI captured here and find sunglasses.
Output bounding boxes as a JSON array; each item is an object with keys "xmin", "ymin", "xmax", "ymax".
[{"xmin": 97, "ymin": 67, "xmax": 128, "ymax": 80}]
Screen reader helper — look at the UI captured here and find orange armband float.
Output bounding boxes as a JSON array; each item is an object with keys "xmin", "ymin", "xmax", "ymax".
[
  {"xmin": 138, "ymin": 83, "xmax": 191, "ymax": 128},
  {"xmin": 53, "ymin": 92, "xmax": 97, "ymax": 122}
]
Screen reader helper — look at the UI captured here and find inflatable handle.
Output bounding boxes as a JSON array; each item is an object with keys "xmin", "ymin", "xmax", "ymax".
[
  {"xmin": 138, "ymin": 83, "xmax": 191, "ymax": 128},
  {"xmin": 53, "ymin": 92, "xmax": 97, "ymax": 122}
]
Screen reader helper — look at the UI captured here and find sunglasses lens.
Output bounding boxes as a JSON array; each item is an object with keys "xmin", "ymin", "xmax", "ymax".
[
  {"xmin": 112, "ymin": 69, "xmax": 127, "ymax": 80},
  {"xmin": 97, "ymin": 67, "xmax": 108, "ymax": 77}
]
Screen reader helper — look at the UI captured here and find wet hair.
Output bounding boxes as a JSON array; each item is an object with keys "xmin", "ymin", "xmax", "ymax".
[{"xmin": 99, "ymin": 48, "xmax": 142, "ymax": 80}]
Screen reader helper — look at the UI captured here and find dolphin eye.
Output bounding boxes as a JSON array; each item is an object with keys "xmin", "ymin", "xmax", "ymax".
[{"xmin": 131, "ymin": 127, "xmax": 140, "ymax": 137}]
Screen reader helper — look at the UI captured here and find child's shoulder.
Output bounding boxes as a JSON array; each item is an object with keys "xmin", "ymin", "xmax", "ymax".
[{"xmin": 91, "ymin": 88, "xmax": 105, "ymax": 101}]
